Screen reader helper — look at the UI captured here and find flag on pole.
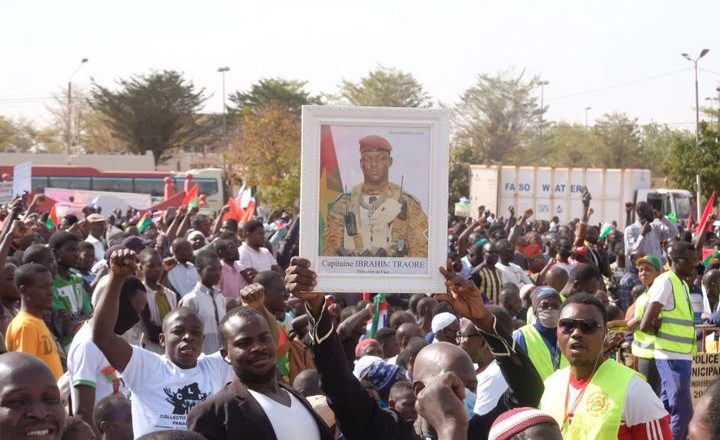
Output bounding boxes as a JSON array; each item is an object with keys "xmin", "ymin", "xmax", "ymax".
[
  {"xmin": 137, "ymin": 212, "xmax": 152, "ymax": 232},
  {"xmin": 182, "ymin": 184, "xmax": 200, "ymax": 208},
  {"xmin": 152, "ymin": 210, "xmax": 166, "ymax": 224},
  {"xmin": 223, "ymin": 196, "xmax": 245, "ymax": 222},
  {"xmin": 368, "ymin": 293, "xmax": 387, "ymax": 338},
  {"xmin": 696, "ymin": 191, "xmax": 716, "ymax": 236},
  {"xmin": 46, "ymin": 204, "xmax": 59, "ymax": 230},
  {"xmin": 239, "ymin": 198, "xmax": 256, "ymax": 224},
  {"xmin": 318, "ymin": 125, "xmax": 344, "ymax": 251}
]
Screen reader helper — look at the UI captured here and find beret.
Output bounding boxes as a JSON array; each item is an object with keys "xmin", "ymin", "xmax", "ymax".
[{"xmin": 359, "ymin": 135, "xmax": 392, "ymax": 154}]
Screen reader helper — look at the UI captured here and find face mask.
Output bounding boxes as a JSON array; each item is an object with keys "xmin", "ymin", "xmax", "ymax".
[
  {"xmin": 463, "ymin": 388, "xmax": 477, "ymax": 419},
  {"xmin": 538, "ymin": 309, "xmax": 560, "ymax": 329}
]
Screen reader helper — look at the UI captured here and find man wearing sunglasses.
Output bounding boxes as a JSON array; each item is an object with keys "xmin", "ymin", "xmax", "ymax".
[
  {"xmin": 541, "ymin": 293, "xmax": 671, "ymax": 439},
  {"xmin": 639, "ymin": 240, "xmax": 699, "ymax": 440}
]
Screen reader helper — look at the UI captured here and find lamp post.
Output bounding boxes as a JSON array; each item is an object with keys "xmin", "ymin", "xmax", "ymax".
[
  {"xmin": 67, "ymin": 58, "xmax": 88, "ymax": 164},
  {"xmin": 584, "ymin": 106, "xmax": 592, "ymax": 132},
  {"xmin": 538, "ymin": 80, "xmax": 549, "ymax": 163},
  {"xmin": 217, "ymin": 67, "xmax": 230, "ymax": 136},
  {"xmin": 681, "ymin": 48, "xmax": 710, "ymax": 220}
]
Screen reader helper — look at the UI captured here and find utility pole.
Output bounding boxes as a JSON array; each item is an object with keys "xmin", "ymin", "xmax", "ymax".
[
  {"xmin": 681, "ymin": 49, "xmax": 710, "ymax": 220},
  {"xmin": 217, "ymin": 67, "xmax": 230, "ymax": 136},
  {"xmin": 538, "ymin": 80, "xmax": 549, "ymax": 164},
  {"xmin": 67, "ymin": 58, "xmax": 88, "ymax": 165},
  {"xmin": 584, "ymin": 106, "xmax": 592, "ymax": 133}
]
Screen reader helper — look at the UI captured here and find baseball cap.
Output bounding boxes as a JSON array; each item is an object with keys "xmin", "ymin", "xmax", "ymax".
[{"xmin": 636, "ymin": 255, "xmax": 663, "ymax": 274}]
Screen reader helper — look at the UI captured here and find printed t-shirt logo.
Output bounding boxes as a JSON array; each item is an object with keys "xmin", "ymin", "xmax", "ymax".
[{"xmin": 163, "ymin": 383, "xmax": 209, "ymax": 414}]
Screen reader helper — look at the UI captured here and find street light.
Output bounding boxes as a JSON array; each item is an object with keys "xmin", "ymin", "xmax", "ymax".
[
  {"xmin": 681, "ymin": 48, "xmax": 710, "ymax": 219},
  {"xmin": 67, "ymin": 58, "xmax": 88, "ymax": 163},
  {"xmin": 584, "ymin": 106, "xmax": 592, "ymax": 132},
  {"xmin": 538, "ymin": 80, "xmax": 549, "ymax": 163},
  {"xmin": 217, "ymin": 66, "xmax": 230, "ymax": 136}
]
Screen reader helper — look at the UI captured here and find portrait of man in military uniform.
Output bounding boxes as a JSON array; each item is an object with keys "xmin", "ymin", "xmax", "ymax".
[{"xmin": 322, "ymin": 134, "xmax": 429, "ymax": 257}]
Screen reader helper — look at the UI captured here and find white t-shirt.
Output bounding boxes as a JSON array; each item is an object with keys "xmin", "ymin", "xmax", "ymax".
[
  {"xmin": 86, "ymin": 234, "xmax": 105, "ymax": 262},
  {"xmin": 495, "ymin": 262, "xmax": 532, "ymax": 288},
  {"xmin": 67, "ymin": 323, "xmax": 129, "ymax": 411},
  {"xmin": 566, "ymin": 375, "xmax": 667, "ymax": 428},
  {"xmin": 167, "ymin": 263, "xmax": 200, "ymax": 297},
  {"xmin": 648, "ymin": 275, "xmax": 693, "ymax": 361},
  {"xmin": 474, "ymin": 360, "xmax": 509, "ymax": 416},
  {"xmin": 178, "ymin": 283, "xmax": 227, "ymax": 355},
  {"xmin": 238, "ymin": 242, "xmax": 277, "ymax": 273},
  {"xmin": 247, "ymin": 389, "xmax": 321, "ymax": 440},
  {"xmin": 121, "ymin": 346, "xmax": 234, "ymax": 437}
]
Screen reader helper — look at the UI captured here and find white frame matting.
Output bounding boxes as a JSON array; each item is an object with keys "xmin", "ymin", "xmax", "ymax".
[{"xmin": 299, "ymin": 105, "xmax": 449, "ymax": 294}]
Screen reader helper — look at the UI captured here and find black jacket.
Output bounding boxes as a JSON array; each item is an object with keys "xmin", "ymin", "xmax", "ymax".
[
  {"xmin": 308, "ymin": 306, "xmax": 544, "ymax": 440},
  {"xmin": 187, "ymin": 379, "xmax": 334, "ymax": 440}
]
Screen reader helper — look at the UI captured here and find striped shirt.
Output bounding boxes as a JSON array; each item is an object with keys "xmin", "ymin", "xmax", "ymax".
[{"xmin": 470, "ymin": 265, "xmax": 503, "ymax": 304}]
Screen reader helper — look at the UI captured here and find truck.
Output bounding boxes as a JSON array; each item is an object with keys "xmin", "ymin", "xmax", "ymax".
[{"xmin": 468, "ymin": 165, "xmax": 693, "ymax": 228}]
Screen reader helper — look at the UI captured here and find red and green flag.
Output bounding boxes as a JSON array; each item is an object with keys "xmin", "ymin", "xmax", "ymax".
[
  {"xmin": 319, "ymin": 125, "xmax": 344, "ymax": 251},
  {"xmin": 696, "ymin": 191, "xmax": 716, "ymax": 236},
  {"xmin": 46, "ymin": 204, "xmax": 59, "ymax": 230},
  {"xmin": 137, "ymin": 212, "xmax": 152, "ymax": 232},
  {"xmin": 182, "ymin": 184, "xmax": 200, "ymax": 209}
]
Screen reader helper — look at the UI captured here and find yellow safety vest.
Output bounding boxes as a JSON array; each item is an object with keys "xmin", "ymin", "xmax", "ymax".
[
  {"xmin": 631, "ymin": 291, "xmax": 655, "ymax": 359},
  {"xmin": 654, "ymin": 272, "xmax": 696, "ymax": 355},
  {"xmin": 541, "ymin": 360, "xmax": 640, "ymax": 440},
  {"xmin": 518, "ymin": 324, "xmax": 568, "ymax": 381}
]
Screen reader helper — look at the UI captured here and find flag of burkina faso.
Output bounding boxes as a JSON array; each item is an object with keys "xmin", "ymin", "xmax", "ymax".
[
  {"xmin": 182, "ymin": 184, "xmax": 200, "ymax": 209},
  {"xmin": 318, "ymin": 125, "xmax": 344, "ymax": 252},
  {"xmin": 46, "ymin": 204, "xmax": 59, "ymax": 230},
  {"xmin": 137, "ymin": 212, "xmax": 152, "ymax": 232}
]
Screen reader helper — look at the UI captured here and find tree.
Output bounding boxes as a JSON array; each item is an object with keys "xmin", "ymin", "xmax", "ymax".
[
  {"xmin": 592, "ymin": 112, "xmax": 642, "ymax": 168},
  {"xmin": 448, "ymin": 143, "xmax": 482, "ymax": 211},
  {"xmin": 89, "ymin": 70, "xmax": 208, "ymax": 166},
  {"xmin": 225, "ymin": 106, "xmax": 301, "ymax": 211},
  {"xmin": 453, "ymin": 70, "xmax": 544, "ymax": 164},
  {"xmin": 539, "ymin": 123, "xmax": 601, "ymax": 167},
  {"xmin": 639, "ymin": 123, "xmax": 676, "ymax": 176},
  {"xmin": 666, "ymin": 123, "xmax": 718, "ymax": 199},
  {"xmin": 335, "ymin": 66, "xmax": 433, "ymax": 107},
  {"xmin": 228, "ymin": 78, "xmax": 321, "ymax": 118}
]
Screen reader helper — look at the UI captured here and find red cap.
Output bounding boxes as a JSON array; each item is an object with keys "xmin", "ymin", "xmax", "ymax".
[
  {"xmin": 359, "ymin": 135, "xmax": 392, "ymax": 154},
  {"xmin": 489, "ymin": 407, "xmax": 558, "ymax": 440},
  {"xmin": 355, "ymin": 338, "xmax": 379, "ymax": 358}
]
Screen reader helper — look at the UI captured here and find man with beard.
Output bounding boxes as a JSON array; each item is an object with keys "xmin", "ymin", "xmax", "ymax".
[
  {"xmin": 187, "ymin": 307, "xmax": 334, "ymax": 440},
  {"xmin": 93, "ymin": 250, "xmax": 233, "ymax": 437}
]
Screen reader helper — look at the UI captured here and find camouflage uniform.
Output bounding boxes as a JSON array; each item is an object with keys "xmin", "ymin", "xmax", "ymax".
[{"xmin": 323, "ymin": 182, "xmax": 428, "ymax": 257}]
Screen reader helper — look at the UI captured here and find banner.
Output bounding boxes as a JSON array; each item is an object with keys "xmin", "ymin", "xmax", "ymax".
[
  {"xmin": 12, "ymin": 162, "xmax": 31, "ymax": 196},
  {"xmin": 691, "ymin": 352, "xmax": 720, "ymax": 405}
]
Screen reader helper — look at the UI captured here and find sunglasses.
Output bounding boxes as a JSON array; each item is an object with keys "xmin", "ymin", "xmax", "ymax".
[{"xmin": 558, "ymin": 318, "xmax": 602, "ymax": 334}]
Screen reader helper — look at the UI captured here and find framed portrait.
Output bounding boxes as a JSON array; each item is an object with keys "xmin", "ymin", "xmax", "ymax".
[{"xmin": 300, "ymin": 105, "xmax": 449, "ymax": 293}]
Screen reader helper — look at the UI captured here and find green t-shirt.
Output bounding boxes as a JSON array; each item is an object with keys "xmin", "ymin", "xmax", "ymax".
[{"xmin": 53, "ymin": 273, "xmax": 92, "ymax": 346}]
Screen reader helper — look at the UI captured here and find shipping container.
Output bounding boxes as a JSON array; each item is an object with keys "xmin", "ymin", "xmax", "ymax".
[{"xmin": 468, "ymin": 165, "xmax": 690, "ymax": 228}]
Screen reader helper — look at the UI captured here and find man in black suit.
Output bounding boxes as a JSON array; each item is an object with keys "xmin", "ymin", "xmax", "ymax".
[{"xmin": 187, "ymin": 307, "xmax": 333, "ymax": 440}]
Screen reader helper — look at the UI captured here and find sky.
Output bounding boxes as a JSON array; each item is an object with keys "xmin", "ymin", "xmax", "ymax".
[{"xmin": 2, "ymin": 0, "xmax": 720, "ymax": 129}]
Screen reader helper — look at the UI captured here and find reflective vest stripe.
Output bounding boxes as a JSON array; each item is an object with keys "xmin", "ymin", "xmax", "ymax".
[
  {"xmin": 656, "ymin": 332, "xmax": 695, "ymax": 344},
  {"xmin": 632, "ymin": 340, "xmax": 655, "ymax": 349},
  {"xmin": 661, "ymin": 317, "xmax": 694, "ymax": 326}
]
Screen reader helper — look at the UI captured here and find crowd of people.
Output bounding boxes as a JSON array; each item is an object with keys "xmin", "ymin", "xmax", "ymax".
[{"xmin": 1, "ymin": 185, "xmax": 720, "ymax": 440}]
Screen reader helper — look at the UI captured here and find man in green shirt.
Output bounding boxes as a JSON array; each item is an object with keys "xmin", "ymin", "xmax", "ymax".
[{"xmin": 49, "ymin": 232, "xmax": 92, "ymax": 347}]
